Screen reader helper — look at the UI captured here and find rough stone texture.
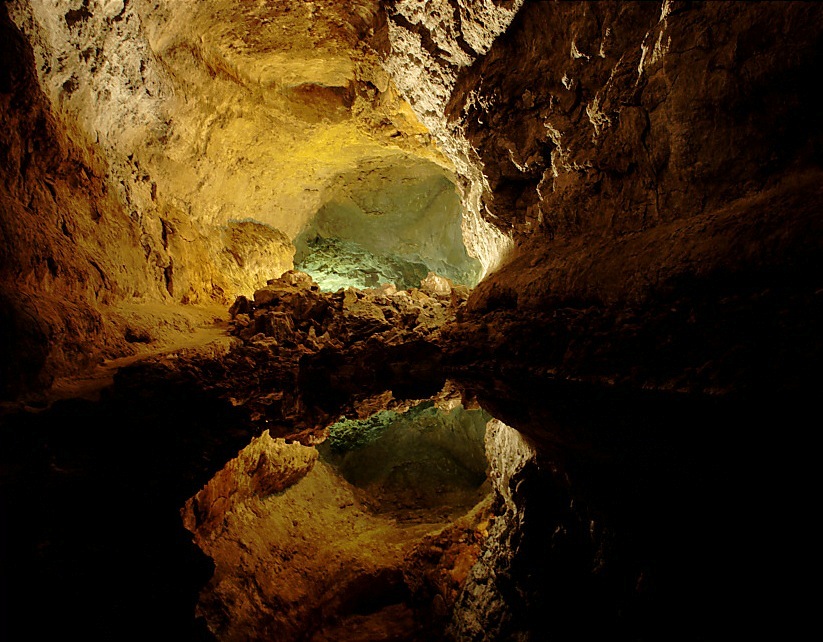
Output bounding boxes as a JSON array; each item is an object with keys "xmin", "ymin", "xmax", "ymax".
[
  {"xmin": 7, "ymin": 0, "xmax": 453, "ymax": 272},
  {"xmin": 444, "ymin": 170, "xmax": 823, "ymax": 394},
  {"xmin": 382, "ymin": 0, "xmax": 526, "ymax": 276},
  {"xmin": 0, "ymin": 2, "xmax": 253, "ymax": 396},
  {"xmin": 449, "ymin": 419, "xmax": 537, "ymax": 641},
  {"xmin": 181, "ymin": 396, "xmax": 492, "ymax": 642},
  {"xmin": 438, "ymin": 1, "xmax": 823, "ymax": 396},
  {"xmin": 0, "ymin": 3, "xmax": 166, "ymax": 396},
  {"xmin": 232, "ymin": 268, "xmax": 463, "ymax": 355},
  {"xmin": 7, "ymin": 0, "xmax": 821, "ymax": 398},
  {"xmin": 3, "ymin": 2, "xmax": 822, "ymax": 640},
  {"xmin": 444, "ymin": 1, "xmax": 823, "ymax": 238},
  {"xmin": 182, "ymin": 430, "xmax": 318, "ymax": 535},
  {"xmin": 2, "ymin": 0, "xmax": 473, "ymax": 396},
  {"xmin": 294, "ymin": 157, "xmax": 482, "ymax": 289},
  {"xmin": 214, "ymin": 269, "xmax": 467, "ymax": 432},
  {"xmin": 216, "ymin": 221, "xmax": 295, "ymax": 302}
]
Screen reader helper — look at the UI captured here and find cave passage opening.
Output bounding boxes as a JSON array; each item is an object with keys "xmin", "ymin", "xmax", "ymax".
[{"xmin": 292, "ymin": 157, "xmax": 483, "ymax": 292}]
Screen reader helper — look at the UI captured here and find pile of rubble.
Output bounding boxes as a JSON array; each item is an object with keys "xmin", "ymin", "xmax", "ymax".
[{"xmin": 228, "ymin": 270, "xmax": 469, "ymax": 354}]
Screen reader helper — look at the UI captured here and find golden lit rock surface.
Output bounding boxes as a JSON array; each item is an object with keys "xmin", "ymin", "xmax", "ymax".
[
  {"xmin": 181, "ymin": 394, "xmax": 493, "ymax": 641},
  {"xmin": 183, "ymin": 430, "xmax": 318, "ymax": 535},
  {"xmin": 9, "ymin": 0, "xmax": 451, "ymax": 270},
  {"xmin": 5, "ymin": 0, "xmax": 821, "ymax": 396},
  {"xmin": 1, "ymin": 0, "xmax": 467, "ymax": 394},
  {"xmin": 382, "ymin": 0, "xmax": 527, "ymax": 275},
  {"xmin": 186, "ymin": 454, "xmax": 436, "ymax": 641}
]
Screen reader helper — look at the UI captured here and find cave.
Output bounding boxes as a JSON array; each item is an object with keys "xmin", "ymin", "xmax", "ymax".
[
  {"xmin": 293, "ymin": 156, "xmax": 482, "ymax": 291},
  {"xmin": 1, "ymin": 1, "xmax": 821, "ymax": 641}
]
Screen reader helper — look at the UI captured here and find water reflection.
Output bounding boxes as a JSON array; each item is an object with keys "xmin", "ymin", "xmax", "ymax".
[
  {"xmin": 454, "ymin": 372, "xmax": 776, "ymax": 640},
  {"xmin": 0, "ymin": 358, "xmax": 791, "ymax": 641},
  {"xmin": 319, "ymin": 401, "xmax": 491, "ymax": 521},
  {"xmin": 185, "ymin": 393, "xmax": 495, "ymax": 640}
]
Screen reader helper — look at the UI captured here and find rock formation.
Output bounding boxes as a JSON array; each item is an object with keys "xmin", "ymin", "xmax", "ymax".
[
  {"xmin": 2, "ymin": 1, "xmax": 821, "ymax": 641},
  {"xmin": 385, "ymin": 0, "xmax": 823, "ymax": 396},
  {"xmin": 180, "ymin": 395, "xmax": 492, "ymax": 641}
]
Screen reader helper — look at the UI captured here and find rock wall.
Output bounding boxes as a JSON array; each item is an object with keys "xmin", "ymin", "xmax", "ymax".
[
  {"xmin": 7, "ymin": 0, "xmax": 821, "ymax": 398},
  {"xmin": 449, "ymin": 418, "xmax": 538, "ymax": 640},
  {"xmin": 0, "ymin": 4, "xmax": 161, "ymax": 395},
  {"xmin": 182, "ymin": 430, "xmax": 318, "ymax": 536},
  {"xmin": 445, "ymin": 0, "xmax": 822, "ymax": 238},
  {"xmin": 435, "ymin": 0, "xmax": 823, "ymax": 395},
  {"xmin": 4, "ymin": 3, "xmax": 820, "ymax": 637},
  {"xmin": 381, "ymin": 0, "xmax": 526, "ymax": 276},
  {"xmin": 295, "ymin": 157, "xmax": 482, "ymax": 289}
]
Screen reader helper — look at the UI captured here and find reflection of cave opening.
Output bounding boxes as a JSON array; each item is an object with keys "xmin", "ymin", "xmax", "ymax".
[
  {"xmin": 294, "ymin": 158, "xmax": 482, "ymax": 292},
  {"xmin": 319, "ymin": 400, "xmax": 491, "ymax": 522},
  {"xmin": 185, "ymin": 398, "xmax": 493, "ymax": 641}
]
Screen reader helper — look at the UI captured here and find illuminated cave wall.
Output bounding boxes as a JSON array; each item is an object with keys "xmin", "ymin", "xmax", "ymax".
[
  {"xmin": 3, "ymin": 0, "xmax": 822, "ymax": 400},
  {"xmin": 0, "ymin": 0, "xmax": 501, "ymax": 395},
  {"xmin": 389, "ymin": 0, "xmax": 823, "ymax": 395},
  {"xmin": 5, "ymin": 0, "xmax": 452, "ymax": 303},
  {"xmin": 3, "ymin": 2, "xmax": 823, "ymax": 640},
  {"xmin": 295, "ymin": 156, "xmax": 482, "ymax": 291}
]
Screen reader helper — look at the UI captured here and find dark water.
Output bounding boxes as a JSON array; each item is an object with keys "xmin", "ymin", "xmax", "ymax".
[
  {"xmin": 454, "ymin": 372, "xmax": 808, "ymax": 641},
  {"xmin": 0, "ymin": 366, "xmax": 807, "ymax": 641}
]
